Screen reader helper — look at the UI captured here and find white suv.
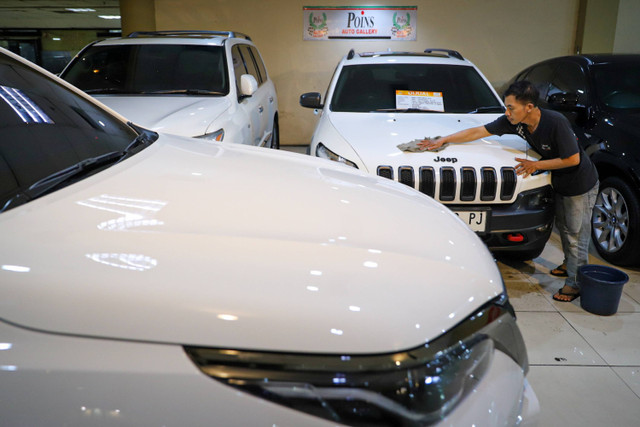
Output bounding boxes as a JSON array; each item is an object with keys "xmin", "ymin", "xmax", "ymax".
[
  {"xmin": 1, "ymin": 47, "xmax": 538, "ymax": 426},
  {"xmin": 301, "ymin": 49, "xmax": 555, "ymax": 260},
  {"xmin": 61, "ymin": 30, "xmax": 279, "ymax": 148}
]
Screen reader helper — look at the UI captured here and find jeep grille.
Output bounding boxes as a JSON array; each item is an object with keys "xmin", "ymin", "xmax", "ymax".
[{"xmin": 377, "ymin": 165, "xmax": 518, "ymax": 203}]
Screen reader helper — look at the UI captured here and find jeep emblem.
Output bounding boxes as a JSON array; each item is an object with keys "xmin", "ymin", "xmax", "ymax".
[{"xmin": 434, "ymin": 156, "xmax": 458, "ymax": 163}]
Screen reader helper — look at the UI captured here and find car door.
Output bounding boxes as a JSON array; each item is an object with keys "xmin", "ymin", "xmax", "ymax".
[
  {"xmin": 249, "ymin": 45, "xmax": 276, "ymax": 143},
  {"xmin": 231, "ymin": 44, "xmax": 261, "ymax": 145},
  {"xmin": 547, "ymin": 61, "xmax": 599, "ymax": 148}
]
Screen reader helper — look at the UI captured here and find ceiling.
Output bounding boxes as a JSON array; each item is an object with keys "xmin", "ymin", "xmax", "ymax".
[{"xmin": 0, "ymin": 0, "xmax": 121, "ymax": 29}]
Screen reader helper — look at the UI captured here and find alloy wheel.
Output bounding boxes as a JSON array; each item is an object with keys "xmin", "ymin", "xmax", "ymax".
[{"xmin": 592, "ymin": 186, "xmax": 629, "ymax": 254}]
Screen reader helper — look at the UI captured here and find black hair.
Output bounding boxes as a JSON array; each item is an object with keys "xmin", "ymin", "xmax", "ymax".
[{"xmin": 504, "ymin": 80, "xmax": 540, "ymax": 107}]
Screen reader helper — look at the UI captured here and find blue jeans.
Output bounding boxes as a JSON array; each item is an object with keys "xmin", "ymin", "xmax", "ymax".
[{"xmin": 555, "ymin": 181, "xmax": 599, "ymax": 289}]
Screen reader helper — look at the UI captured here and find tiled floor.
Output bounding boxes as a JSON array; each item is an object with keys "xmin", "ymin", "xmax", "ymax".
[
  {"xmin": 498, "ymin": 232, "xmax": 640, "ymax": 426},
  {"xmin": 279, "ymin": 145, "xmax": 640, "ymax": 425}
]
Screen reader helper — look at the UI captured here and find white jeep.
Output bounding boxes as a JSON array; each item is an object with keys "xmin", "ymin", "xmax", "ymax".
[
  {"xmin": 301, "ymin": 49, "xmax": 555, "ymax": 260},
  {"xmin": 61, "ymin": 30, "xmax": 279, "ymax": 148}
]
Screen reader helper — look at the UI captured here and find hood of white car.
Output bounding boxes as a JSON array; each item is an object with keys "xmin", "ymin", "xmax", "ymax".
[
  {"xmin": 96, "ymin": 95, "xmax": 230, "ymax": 137},
  {"xmin": 328, "ymin": 113, "xmax": 536, "ymax": 172},
  {"xmin": 0, "ymin": 135, "xmax": 502, "ymax": 354}
]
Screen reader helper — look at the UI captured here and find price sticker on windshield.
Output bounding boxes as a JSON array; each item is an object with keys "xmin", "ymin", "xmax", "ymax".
[{"xmin": 395, "ymin": 90, "xmax": 444, "ymax": 112}]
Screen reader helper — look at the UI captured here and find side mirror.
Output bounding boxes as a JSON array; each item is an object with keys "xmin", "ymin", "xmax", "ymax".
[
  {"xmin": 300, "ymin": 92, "xmax": 323, "ymax": 109},
  {"xmin": 548, "ymin": 92, "xmax": 580, "ymax": 107},
  {"xmin": 548, "ymin": 92, "xmax": 589, "ymax": 124},
  {"xmin": 240, "ymin": 74, "xmax": 258, "ymax": 98}
]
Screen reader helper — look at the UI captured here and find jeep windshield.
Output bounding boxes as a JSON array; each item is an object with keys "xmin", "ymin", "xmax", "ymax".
[
  {"xmin": 592, "ymin": 61, "xmax": 640, "ymax": 112},
  {"xmin": 330, "ymin": 64, "xmax": 503, "ymax": 114},
  {"xmin": 61, "ymin": 44, "xmax": 229, "ymax": 96},
  {"xmin": 0, "ymin": 51, "xmax": 152, "ymax": 212}
]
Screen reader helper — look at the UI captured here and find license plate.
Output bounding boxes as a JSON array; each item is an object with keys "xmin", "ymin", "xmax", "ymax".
[{"xmin": 452, "ymin": 210, "xmax": 489, "ymax": 232}]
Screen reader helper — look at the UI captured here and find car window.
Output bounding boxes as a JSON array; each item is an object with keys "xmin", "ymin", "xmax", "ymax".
[
  {"xmin": 231, "ymin": 45, "xmax": 247, "ymax": 93},
  {"xmin": 250, "ymin": 46, "xmax": 268, "ymax": 84},
  {"xmin": 592, "ymin": 61, "xmax": 640, "ymax": 111},
  {"xmin": 519, "ymin": 63, "xmax": 556, "ymax": 104},
  {"xmin": 329, "ymin": 64, "xmax": 502, "ymax": 113},
  {"xmin": 238, "ymin": 44, "xmax": 261, "ymax": 85},
  {"xmin": 548, "ymin": 61, "xmax": 589, "ymax": 105},
  {"xmin": 0, "ymin": 53, "xmax": 138, "ymax": 211},
  {"xmin": 62, "ymin": 44, "xmax": 229, "ymax": 95}
]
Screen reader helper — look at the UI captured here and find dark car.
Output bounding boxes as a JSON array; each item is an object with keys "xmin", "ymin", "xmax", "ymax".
[{"xmin": 507, "ymin": 54, "xmax": 640, "ymax": 266}]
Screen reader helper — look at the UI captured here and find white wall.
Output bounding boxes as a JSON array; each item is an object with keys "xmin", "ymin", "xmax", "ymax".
[
  {"xmin": 614, "ymin": 0, "xmax": 640, "ymax": 53},
  {"xmin": 146, "ymin": 0, "xmax": 581, "ymax": 144}
]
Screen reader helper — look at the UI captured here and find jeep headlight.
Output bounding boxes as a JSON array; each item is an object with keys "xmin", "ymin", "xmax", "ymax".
[
  {"xmin": 316, "ymin": 143, "xmax": 358, "ymax": 168},
  {"xmin": 196, "ymin": 128, "xmax": 225, "ymax": 142},
  {"xmin": 521, "ymin": 185, "xmax": 554, "ymax": 209},
  {"xmin": 185, "ymin": 295, "xmax": 527, "ymax": 426}
]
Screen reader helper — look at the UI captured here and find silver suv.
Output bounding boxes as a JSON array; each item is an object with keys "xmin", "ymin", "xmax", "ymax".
[{"xmin": 61, "ymin": 30, "xmax": 279, "ymax": 148}]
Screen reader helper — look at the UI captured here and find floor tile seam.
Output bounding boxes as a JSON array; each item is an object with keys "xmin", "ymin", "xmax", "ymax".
[
  {"xmin": 529, "ymin": 363, "xmax": 611, "ymax": 367},
  {"xmin": 622, "ymin": 290, "xmax": 640, "ymax": 305},
  {"xmin": 558, "ymin": 311, "xmax": 611, "ymax": 365},
  {"xmin": 611, "ymin": 366, "xmax": 640, "ymax": 400}
]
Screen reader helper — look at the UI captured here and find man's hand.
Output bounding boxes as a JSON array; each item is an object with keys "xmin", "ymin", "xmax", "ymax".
[
  {"xmin": 515, "ymin": 157, "xmax": 538, "ymax": 177},
  {"xmin": 417, "ymin": 137, "xmax": 444, "ymax": 151}
]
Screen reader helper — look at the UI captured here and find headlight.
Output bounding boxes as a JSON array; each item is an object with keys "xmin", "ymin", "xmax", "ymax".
[
  {"xmin": 185, "ymin": 295, "xmax": 527, "ymax": 426},
  {"xmin": 520, "ymin": 185, "xmax": 554, "ymax": 209},
  {"xmin": 316, "ymin": 143, "xmax": 358, "ymax": 168},
  {"xmin": 195, "ymin": 128, "xmax": 224, "ymax": 142}
]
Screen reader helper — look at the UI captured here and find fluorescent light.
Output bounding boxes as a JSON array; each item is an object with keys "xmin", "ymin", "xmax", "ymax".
[
  {"xmin": 98, "ymin": 15, "xmax": 121, "ymax": 20},
  {"xmin": 66, "ymin": 8, "xmax": 96, "ymax": 12}
]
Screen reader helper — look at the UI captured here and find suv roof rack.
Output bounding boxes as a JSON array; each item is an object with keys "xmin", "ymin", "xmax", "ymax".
[
  {"xmin": 346, "ymin": 49, "xmax": 465, "ymax": 61},
  {"xmin": 127, "ymin": 30, "xmax": 251, "ymax": 41},
  {"xmin": 423, "ymin": 48, "xmax": 464, "ymax": 60}
]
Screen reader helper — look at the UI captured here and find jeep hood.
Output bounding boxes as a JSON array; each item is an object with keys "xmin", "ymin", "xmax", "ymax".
[
  {"xmin": 96, "ymin": 95, "xmax": 230, "ymax": 137},
  {"xmin": 0, "ymin": 135, "xmax": 503, "ymax": 354},
  {"xmin": 328, "ymin": 113, "xmax": 536, "ymax": 172}
]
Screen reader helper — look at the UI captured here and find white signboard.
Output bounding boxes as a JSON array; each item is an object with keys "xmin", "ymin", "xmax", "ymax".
[
  {"xmin": 395, "ymin": 90, "xmax": 444, "ymax": 112},
  {"xmin": 303, "ymin": 6, "xmax": 417, "ymax": 41}
]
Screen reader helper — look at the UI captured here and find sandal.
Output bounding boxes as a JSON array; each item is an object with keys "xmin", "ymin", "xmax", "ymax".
[
  {"xmin": 553, "ymin": 287, "xmax": 580, "ymax": 302},
  {"xmin": 550, "ymin": 263, "xmax": 568, "ymax": 277}
]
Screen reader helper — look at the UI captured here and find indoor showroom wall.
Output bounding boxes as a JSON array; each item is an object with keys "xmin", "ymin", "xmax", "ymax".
[{"xmin": 122, "ymin": 0, "xmax": 635, "ymax": 145}]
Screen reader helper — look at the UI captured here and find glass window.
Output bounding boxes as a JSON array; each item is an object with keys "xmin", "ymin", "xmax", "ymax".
[
  {"xmin": 250, "ymin": 46, "xmax": 268, "ymax": 84},
  {"xmin": 520, "ymin": 63, "xmax": 556, "ymax": 103},
  {"xmin": 238, "ymin": 44, "xmax": 261, "ymax": 85},
  {"xmin": 62, "ymin": 44, "xmax": 228, "ymax": 95},
  {"xmin": 0, "ymin": 53, "xmax": 138, "ymax": 211},
  {"xmin": 330, "ymin": 64, "xmax": 502, "ymax": 113},
  {"xmin": 548, "ymin": 61, "xmax": 588, "ymax": 105},
  {"xmin": 592, "ymin": 61, "xmax": 640, "ymax": 111},
  {"xmin": 231, "ymin": 45, "xmax": 247, "ymax": 91}
]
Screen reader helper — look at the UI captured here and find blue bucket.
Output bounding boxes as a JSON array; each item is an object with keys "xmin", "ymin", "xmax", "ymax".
[{"xmin": 578, "ymin": 264, "xmax": 629, "ymax": 316}]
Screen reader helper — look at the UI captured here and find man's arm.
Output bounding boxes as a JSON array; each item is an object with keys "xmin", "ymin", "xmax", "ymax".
[
  {"xmin": 418, "ymin": 125, "xmax": 492, "ymax": 150},
  {"xmin": 515, "ymin": 152, "xmax": 580, "ymax": 177}
]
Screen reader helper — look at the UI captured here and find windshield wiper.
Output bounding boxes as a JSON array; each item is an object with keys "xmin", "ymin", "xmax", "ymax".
[
  {"xmin": 143, "ymin": 89, "xmax": 226, "ymax": 96},
  {"xmin": 1, "ymin": 123, "xmax": 158, "ymax": 213},
  {"xmin": 84, "ymin": 88, "xmax": 132, "ymax": 94},
  {"xmin": 373, "ymin": 108, "xmax": 444, "ymax": 113},
  {"xmin": 466, "ymin": 106, "xmax": 505, "ymax": 113}
]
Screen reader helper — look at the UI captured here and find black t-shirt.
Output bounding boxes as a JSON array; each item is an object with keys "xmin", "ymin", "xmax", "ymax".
[{"xmin": 485, "ymin": 109, "xmax": 598, "ymax": 196}]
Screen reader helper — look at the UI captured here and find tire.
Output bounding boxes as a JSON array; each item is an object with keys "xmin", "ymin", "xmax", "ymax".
[
  {"xmin": 591, "ymin": 176, "xmax": 640, "ymax": 266},
  {"xmin": 269, "ymin": 117, "xmax": 279, "ymax": 149}
]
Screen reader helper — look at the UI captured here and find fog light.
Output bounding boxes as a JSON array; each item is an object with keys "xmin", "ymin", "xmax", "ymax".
[{"xmin": 506, "ymin": 233, "xmax": 524, "ymax": 242}]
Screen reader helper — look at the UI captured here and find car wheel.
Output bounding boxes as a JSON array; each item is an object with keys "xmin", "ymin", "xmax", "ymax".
[
  {"xmin": 591, "ymin": 176, "xmax": 640, "ymax": 266},
  {"xmin": 269, "ymin": 117, "xmax": 279, "ymax": 149}
]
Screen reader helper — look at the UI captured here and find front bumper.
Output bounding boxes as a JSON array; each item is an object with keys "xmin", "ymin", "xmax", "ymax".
[
  {"xmin": 448, "ymin": 186, "xmax": 555, "ymax": 253},
  {"xmin": 0, "ymin": 314, "xmax": 538, "ymax": 426}
]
